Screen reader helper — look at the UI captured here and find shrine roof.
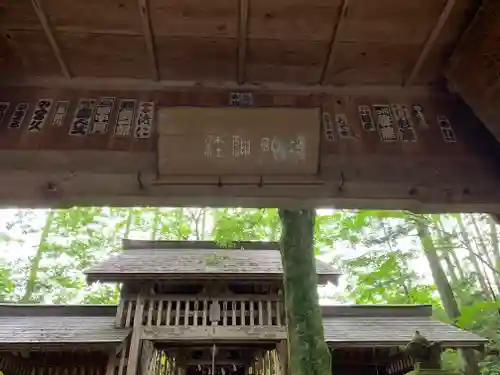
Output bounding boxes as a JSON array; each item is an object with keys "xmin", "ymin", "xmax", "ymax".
[
  {"xmin": 84, "ymin": 240, "xmax": 339, "ymax": 284},
  {"xmin": 0, "ymin": 303, "xmax": 486, "ymax": 350},
  {"xmin": 322, "ymin": 304, "xmax": 487, "ymax": 349},
  {"xmin": 0, "ymin": 304, "xmax": 130, "ymax": 350}
]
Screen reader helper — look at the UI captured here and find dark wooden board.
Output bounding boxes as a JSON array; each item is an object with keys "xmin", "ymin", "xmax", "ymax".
[{"xmin": 0, "ymin": 86, "xmax": 497, "ymax": 211}]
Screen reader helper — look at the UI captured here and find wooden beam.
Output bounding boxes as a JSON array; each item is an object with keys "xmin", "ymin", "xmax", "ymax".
[
  {"xmin": 186, "ymin": 360, "xmax": 246, "ymax": 366},
  {"xmin": 237, "ymin": 0, "xmax": 249, "ymax": 84},
  {"xmin": 30, "ymin": 0, "xmax": 71, "ymax": 78},
  {"xmin": 141, "ymin": 326, "xmax": 287, "ymax": 341},
  {"xmin": 147, "ymin": 293, "xmax": 279, "ymax": 301},
  {"xmin": 404, "ymin": 0, "xmax": 456, "ymax": 86},
  {"xmin": 320, "ymin": 0, "xmax": 349, "ymax": 84},
  {"xmin": 138, "ymin": 0, "xmax": 160, "ymax": 81},
  {"xmin": 0, "ymin": 75, "xmax": 436, "ymax": 95},
  {"xmin": 0, "ymin": 166, "xmax": 496, "ymax": 212}
]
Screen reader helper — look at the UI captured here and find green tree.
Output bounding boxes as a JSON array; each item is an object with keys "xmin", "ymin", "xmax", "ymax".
[{"xmin": 279, "ymin": 209, "xmax": 331, "ymax": 375}]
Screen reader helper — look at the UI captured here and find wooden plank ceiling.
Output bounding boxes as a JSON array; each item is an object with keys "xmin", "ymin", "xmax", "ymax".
[{"xmin": 0, "ymin": 0, "xmax": 479, "ymax": 86}]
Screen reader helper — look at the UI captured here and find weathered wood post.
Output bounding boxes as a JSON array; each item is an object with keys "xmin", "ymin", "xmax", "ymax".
[
  {"xmin": 279, "ymin": 209, "xmax": 331, "ymax": 375},
  {"xmin": 127, "ymin": 293, "xmax": 145, "ymax": 375}
]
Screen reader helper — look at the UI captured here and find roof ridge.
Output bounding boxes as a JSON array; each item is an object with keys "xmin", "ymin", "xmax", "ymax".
[
  {"xmin": 321, "ymin": 304, "xmax": 432, "ymax": 317},
  {"xmin": 123, "ymin": 239, "xmax": 280, "ymax": 251},
  {"xmin": 85, "ymin": 243, "xmax": 340, "ymax": 284},
  {"xmin": 0, "ymin": 304, "xmax": 117, "ymax": 317}
]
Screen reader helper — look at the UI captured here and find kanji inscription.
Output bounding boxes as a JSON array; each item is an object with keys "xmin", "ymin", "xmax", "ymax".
[
  {"xmin": 91, "ymin": 97, "xmax": 115, "ymax": 134},
  {"xmin": 27, "ymin": 99, "xmax": 52, "ymax": 133},
  {"xmin": 0, "ymin": 102, "xmax": 10, "ymax": 126},
  {"xmin": 134, "ymin": 102, "xmax": 154, "ymax": 139},
  {"xmin": 158, "ymin": 107, "xmax": 320, "ymax": 176},
  {"xmin": 412, "ymin": 105, "xmax": 429, "ymax": 129},
  {"xmin": 322, "ymin": 112, "xmax": 335, "ymax": 142},
  {"xmin": 69, "ymin": 99, "xmax": 96, "ymax": 136},
  {"xmin": 438, "ymin": 115, "xmax": 457, "ymax": 143},
  {"xmin": 392, "ymin": 104, "xmax": 417, "ymax": 142},
  {"xmin": 8, "ymin": 103, "xmax": 29, "ymax": 129},
  {"xmin": 204, "ymin": 134, "xmax": 307, "ymax": 162},
  {"xmin": 335, "ymin": 113, "xmax": 351, "ymax": 139},
  {"xmin": 52, "ymin": 101, "xmax": 69, "ymax": 127},
  {"xmin": 358, "ymin": 105, "xmax": 375, "ymax": 131},
  {"xmin": 114, "ymin": 99, "xmax": 136, "ymax": 137},
  {"xmin": 373, "ymin": 104, "xmax": 397, "ymax": 142}
]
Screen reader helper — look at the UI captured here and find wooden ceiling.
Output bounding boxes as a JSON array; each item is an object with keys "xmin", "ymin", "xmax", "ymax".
[{"xmin": 0, "ymin": 0, "xmax": 479, "ymax": 87}]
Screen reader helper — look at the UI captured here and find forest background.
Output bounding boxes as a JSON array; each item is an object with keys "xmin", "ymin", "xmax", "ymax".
[{"xmin": 0, "ymin": 208, "xmax": 499, "ymax": 374}]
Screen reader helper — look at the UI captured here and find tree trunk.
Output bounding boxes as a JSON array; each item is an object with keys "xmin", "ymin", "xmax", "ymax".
[
  {"xmin": 279, "ymin": 209, "xmax": 331, "ymax": 375},
  {"xmin": 415, "ymin": 217, "xmax": 480, "ymax": 375},
  {"xmin": 488, "ymin": 215, "xmax": 500, "ymax": 272},
  {"xmin": 175, "ymin": 208, "xmax": 186, "ymax": 239},
  {"xmin": 21, "ymin": 209, "xmax": 54, "ymax": 303},
  {"xmin": 470, "ymin": 214, "xmax": 500, "ymax": 293},
  {"xmin": 448, "ymin": 241, "xmax": 467, "ymax": 281},
  {"xmin": 469, "ymin": 215, "xmax": 497, "ymax": 270},
  {"xmin": 432, "ymin": 216, "xmax": 460, "ymax": 285},
  {"xmin": 456, "ymin": 214, "xmax": 491, "ymax": 296},
  {"xmin": 441, "ymin": 252, "xmax": 460, "ymax": 286},
  {"xmin": 151, "ymin": 208, "xmax": 161, "ymax": 241},
  {"xmin": 191, "ymin": 209, "xmax": 202, "ymax": 240},
  {"xmin": 201, "ymin": 209, "xmax": 207, "ymax": 240},
  {"xmin": 124, "ymin": 208, "xmax": 133, "ymax": 239}
]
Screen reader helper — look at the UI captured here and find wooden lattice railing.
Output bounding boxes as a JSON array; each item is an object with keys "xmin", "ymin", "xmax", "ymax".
[{"xmin": 117, "ymin": 295, "xmax": 284, "ymax": 328}]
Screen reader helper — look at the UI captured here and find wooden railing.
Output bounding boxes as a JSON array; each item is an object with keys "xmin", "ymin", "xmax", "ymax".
[
  {"xmin": 117, "ymin": 295, "xmax": 284, "ymax": 328},
  {"xmin": 386, "ymin": 355, "xmax": 414, "ymax": 375}
]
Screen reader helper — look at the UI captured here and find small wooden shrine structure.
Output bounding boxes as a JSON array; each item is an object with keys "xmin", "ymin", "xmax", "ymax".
[{"xmin": 0, "ymin": 241, "xmax": 487, "ymax": 375}]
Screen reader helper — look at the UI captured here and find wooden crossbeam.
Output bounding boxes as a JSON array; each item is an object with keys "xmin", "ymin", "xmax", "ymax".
[
  {"xmin": 30, "ymin": 0, "xmax": 71, "ymax": 78},
  {"xmin": 138, "ymin": 0, "xmax": 160, "ymax": 81},
  {"xmin": 237, "ymin": 0, "xmax": 249, "ymax": 84},
  {"xmin": 1, "ymin": 75, "xmax": 440, "ymax": 96},
  {"xmin": 404, "ymin": 0, "xmax": 456, "ymax": 86},
  {"xmin": 320, "ymin": 0, "xmax": 349, "ymax": 84}
]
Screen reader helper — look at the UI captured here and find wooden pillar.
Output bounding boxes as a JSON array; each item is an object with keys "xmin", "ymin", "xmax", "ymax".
[
  {"xmin": 106, "ymin": 353, "xmax": 117, "ymax": 375},
  {"xmin": 116, "ymin": 286, "xmax": 126, "ymax": 327},
  {"xmin": 175, "ymin": 353, "xmax": 186, "ymax": 375},
  {"xmin": 126, "ymin": 294, "xmax": 145, "ymax": 375},
  {"xmin": 276, "ymin": 341, "xmax": 288, "ymax": 375},
  {"xmin": 140, "ymin": 340, "xmax": 156, "ymax": 375}
]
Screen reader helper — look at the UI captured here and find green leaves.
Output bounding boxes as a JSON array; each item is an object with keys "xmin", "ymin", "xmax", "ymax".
[{"xmin": 1, "ymin": 206, "xmax": 499, "ymax": 374}]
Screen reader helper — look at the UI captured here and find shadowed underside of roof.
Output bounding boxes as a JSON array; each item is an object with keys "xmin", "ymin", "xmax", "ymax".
[{"xmin": 85, "ymin": 240, "xmax": 339, "ymax": 284}]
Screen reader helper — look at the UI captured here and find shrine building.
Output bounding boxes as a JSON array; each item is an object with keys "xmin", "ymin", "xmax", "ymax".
[{"xmin": 0, "ymin": 241, "xmax": 487, "ymax": 375}]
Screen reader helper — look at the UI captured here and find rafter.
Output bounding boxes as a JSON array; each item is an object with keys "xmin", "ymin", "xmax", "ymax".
[
  {"xmin": 237, "ymin": 0, "xmax": 249, "ymax": 84},
  {"xmin": 30, "ymin": 0, "xmax": 71, "ymax": 78},
  {"xmin": 404, "ymin": 0, "xmax": 456, "ymax": 86},
  {"xmin": 138, "ymin": 0, "xmax": 160, "ymax": 81},
  {"xmin": 320, "ymin": 0, "xmax": 349, "ymax": 84}
]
